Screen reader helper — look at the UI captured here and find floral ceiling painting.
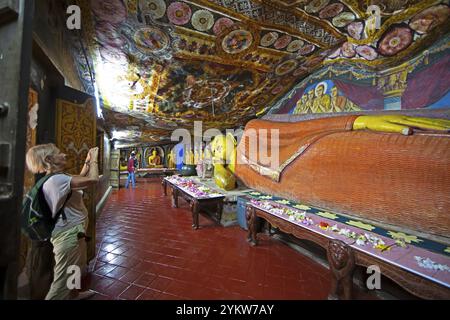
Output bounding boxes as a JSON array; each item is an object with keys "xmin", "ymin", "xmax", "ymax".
[{"xmin": 69, "ymin": 0, "xmax": 449, "ymax": 145}]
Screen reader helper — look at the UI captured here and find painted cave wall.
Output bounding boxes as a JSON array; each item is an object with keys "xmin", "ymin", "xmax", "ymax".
[
  {"xmin": 268, "ymin": 36, "xmax": 450, "ymax": 117},
  {"xmin": 32, "ymin": 1, "xmax": 111, "ymax": 212}
]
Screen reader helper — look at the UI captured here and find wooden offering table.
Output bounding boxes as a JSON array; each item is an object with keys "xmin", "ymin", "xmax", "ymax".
[
  {"xmin": 245, "ymin": 194, "xmax": 450, "ymax": 300},
  {"xmin": 120, "ymin": 167, "xmax": 177, "ymax": 178},
  {"xmin": 163, "ymin": 176, "xmax": 225, "ymax": 229}
]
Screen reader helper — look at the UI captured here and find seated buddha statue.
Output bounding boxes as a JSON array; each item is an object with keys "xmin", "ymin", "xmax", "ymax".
[{"xmin": 148, "ymin": 149, "xmax": 162, "ymax": 167}]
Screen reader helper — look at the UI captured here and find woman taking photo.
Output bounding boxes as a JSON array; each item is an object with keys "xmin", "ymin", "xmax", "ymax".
[{"xmin": 25, "ymin": 143, "xmax": 99, "ymax": 300}]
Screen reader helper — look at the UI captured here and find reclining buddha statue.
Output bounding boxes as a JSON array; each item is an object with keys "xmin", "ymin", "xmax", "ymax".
[
  {"xmin": 210, "ymin": 115, "xmax": 450, "ymax": 192},
  {"xmin": 234, "ymin": 114, "xmax": 450, "ymax": 238}
]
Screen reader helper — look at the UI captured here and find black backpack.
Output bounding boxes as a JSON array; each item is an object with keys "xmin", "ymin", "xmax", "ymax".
[{"xmin": 21, "ymin": 174, "xmax": 72, "ymax": 241}]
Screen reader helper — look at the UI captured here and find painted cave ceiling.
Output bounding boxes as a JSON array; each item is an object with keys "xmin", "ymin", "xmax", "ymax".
[{"xmin": 73, "ymin": 0, "xmax": 450, "ymax": 146}]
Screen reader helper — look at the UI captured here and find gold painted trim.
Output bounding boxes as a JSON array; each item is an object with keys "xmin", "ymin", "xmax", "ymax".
[
  {"xmin": 191, "ymin": 0, "xmax": 344, "ymax": 48},
  {"xmin": 173, "ymin": 51, "xmax": 271, "ymax": 72},
  {"xmin": 257, "ymin": 0, "xmax": 346, "ymax": 39},
  {"xmin": 258, "ymin": 46, "xmax": 292, "ymax": 58},
  {"xmin": 175, "ymin": 26, "xmax": 216, "ymax": 41}
]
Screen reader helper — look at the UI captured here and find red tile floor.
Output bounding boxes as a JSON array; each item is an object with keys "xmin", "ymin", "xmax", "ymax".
[{"xmin": 84, "ymin": 178, "xmax": 353, "ymax": 300}]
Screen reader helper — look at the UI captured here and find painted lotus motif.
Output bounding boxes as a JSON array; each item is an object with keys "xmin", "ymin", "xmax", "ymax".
[
  {"xmin": 167, "ymin": 1, "xmax": 192, "ymax": 25},
  {"xmin": 275, "ymin": 59, "xmax": 298, "ymax": 76},
  {"xmin": 274, "ymin": 35, "xmax": 292, "ymax": 50},
  {"xmin": 341, "ymin": 42, "xmax": 356, "ymax": 58},
  {"xmin": 378, "ymin": 25, "xmax": 413, "ymax": 56},
  {"xmin": 347, "ymin": 21, "xmax": 364, "ymax": 40},
  {"xmin": 134, "ymin": 27, "xmax": 170, "ymax": 53},
  {"xmin": 319, "ymin": 3, "xmax": 344, "ymax": 19},
  {"xmin": 287, "ymin": 40, "xmax": 305, "ymax": 52},
  {"xmin": 222, "ymin": 29, "xmax": 253, "ymax": 54},
  {"xmin": 213, "ymin": 17, "xmax": 234, "ymax": 35},
  {"xmin": 327, "ymin": 47, "xmax": 341, "ymax": 59},
  {"xmin": 260, "ymin": 32, "xmax": 279, "ymax": 47},
  {"xmin": 355, "ymin": 45, "xmax": 378, "ymax": 60},
  {"xmin": 332, "ymin": 11, "xmax": 355, "ymax": 28},
  {"xmin": 142, "ymin": 0, "xmax": 167, "ymax": 19},
  {"xmin": 191, "ymin": 10, "xmax": 215, "ymax": 32},
  {"xmin": 298, "ymin": 44, "xmax": 315, "ymax": 55}
]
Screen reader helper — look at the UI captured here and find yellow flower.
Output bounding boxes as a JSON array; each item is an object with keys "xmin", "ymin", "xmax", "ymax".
[
  {"xmin": 276, "ymin": 199, "xmax": 291, "ymax": 205},
  {"xmin": 445, "ymin": 247, "xmax": 450, "ymax": 254},
  {"xmin": 260, "ymin": 195, "xmax": 273, "ymax": 200},
  {"xmin": 375, "ymin": 244, "xmax": 391, "ymax": 251},
  {"xmin": 387, "ymin": 231, "xmax": 423, "ymax": 244},
  {"xmin": 294, "ymin": 204, "xmax": 311, "ymax": 210},
  {"xmin": 346, "ymin": 220, "xmax": 375, "ymax": 231},
  {"xmin": 249, "ymin": 192, "xmax": 261, "ymax": 196},
  {"xmin": 316, "ymin": 211, "xmax": 338, "ymax": 220}
]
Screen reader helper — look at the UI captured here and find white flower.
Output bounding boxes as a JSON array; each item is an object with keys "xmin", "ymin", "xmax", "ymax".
[
  {"xmin": 339, "ymin": 228, "xmax": 351, "ymax": 237},
  {"xmin": 356, "ymin": 238, "xmax": 366, "ymax": 246},
  {"xmin": 415, "ymin": 256, "xmax": 450, "ymax": 272}
]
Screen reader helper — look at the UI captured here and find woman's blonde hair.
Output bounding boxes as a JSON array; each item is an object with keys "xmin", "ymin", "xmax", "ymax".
[{"xmin": 26, "ymin": 143, "xmax": 60, "ymax": 174}]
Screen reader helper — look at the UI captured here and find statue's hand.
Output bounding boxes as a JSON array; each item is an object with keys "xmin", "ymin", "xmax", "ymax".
[{"xmin": 353, "ymin": 115, "xmax": 450, "ymax": 135}]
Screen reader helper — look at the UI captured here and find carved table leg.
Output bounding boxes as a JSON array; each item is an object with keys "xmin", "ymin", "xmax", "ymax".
[
  {"xmin": 162, "ymin": 179, "xmax": 167, "ymax": 196},
  {"xmin": 246, "ymin": 206, "xmax": 258, "ymax": 246},
  {"xmin": 326, "ymin": 239, "xmax": 355, "ymax": 300},
  {"xmin": 191, "ymin": 200, "xmax": 199, "ymax": 230},
  {"xmin": 171, "ymin": 188, "xmax": 178, "ymax": 208}
]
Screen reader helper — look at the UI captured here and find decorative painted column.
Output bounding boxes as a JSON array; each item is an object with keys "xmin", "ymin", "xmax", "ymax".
[
  {"xmin": 110, "ymin": 149, "xmax": 120, "ymax": 188},
  {"xmin": 377, "ymin": 64, "xmax": 412, "ymax": 110}
]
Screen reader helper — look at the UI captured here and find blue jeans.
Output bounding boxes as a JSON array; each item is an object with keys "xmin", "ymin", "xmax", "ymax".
[{"xmin": 125, "ymin": 172, "xmax": 136, "ymax": 189}]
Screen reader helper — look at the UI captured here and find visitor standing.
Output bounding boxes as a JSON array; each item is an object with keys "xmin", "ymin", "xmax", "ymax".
[{"xmin": 125, "ymin": 151, "xmax": 137, "ymax": 189}]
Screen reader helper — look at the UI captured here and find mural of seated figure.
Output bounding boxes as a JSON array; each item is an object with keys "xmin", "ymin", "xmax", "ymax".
[{"xmin": 311, "ymin": 82, "xmax": 331, "ymax": 113}]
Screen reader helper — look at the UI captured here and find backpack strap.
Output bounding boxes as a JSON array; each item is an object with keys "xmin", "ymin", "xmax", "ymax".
[
  {"xmin": 33, "ymin": 173, "xmax": 57, "ymax": 191},
  {"xmin": 55, "ymin": 190, "xmax": 72, "ymax": 223}
]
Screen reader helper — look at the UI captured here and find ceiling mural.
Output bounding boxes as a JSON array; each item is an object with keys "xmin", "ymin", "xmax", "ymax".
[
  {"xmin": 267, "ymin": 34, "xmax": 450, "ymax": 115},
  {"xmin": 102, "ymin": 108, "xmax": 173, "ymax": 148},
  {"xmin": 326, "ymin": 1, "xmax": 450, "ymax": 64},
  {"xmin": 72, "ymin": 0, "xmax": 449, "ymax": 145}
]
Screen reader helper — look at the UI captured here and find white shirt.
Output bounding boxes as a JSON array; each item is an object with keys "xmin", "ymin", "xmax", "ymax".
[{"xmin": 42, "ymin": 174, "xmax": 88, "ymax": 236}]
